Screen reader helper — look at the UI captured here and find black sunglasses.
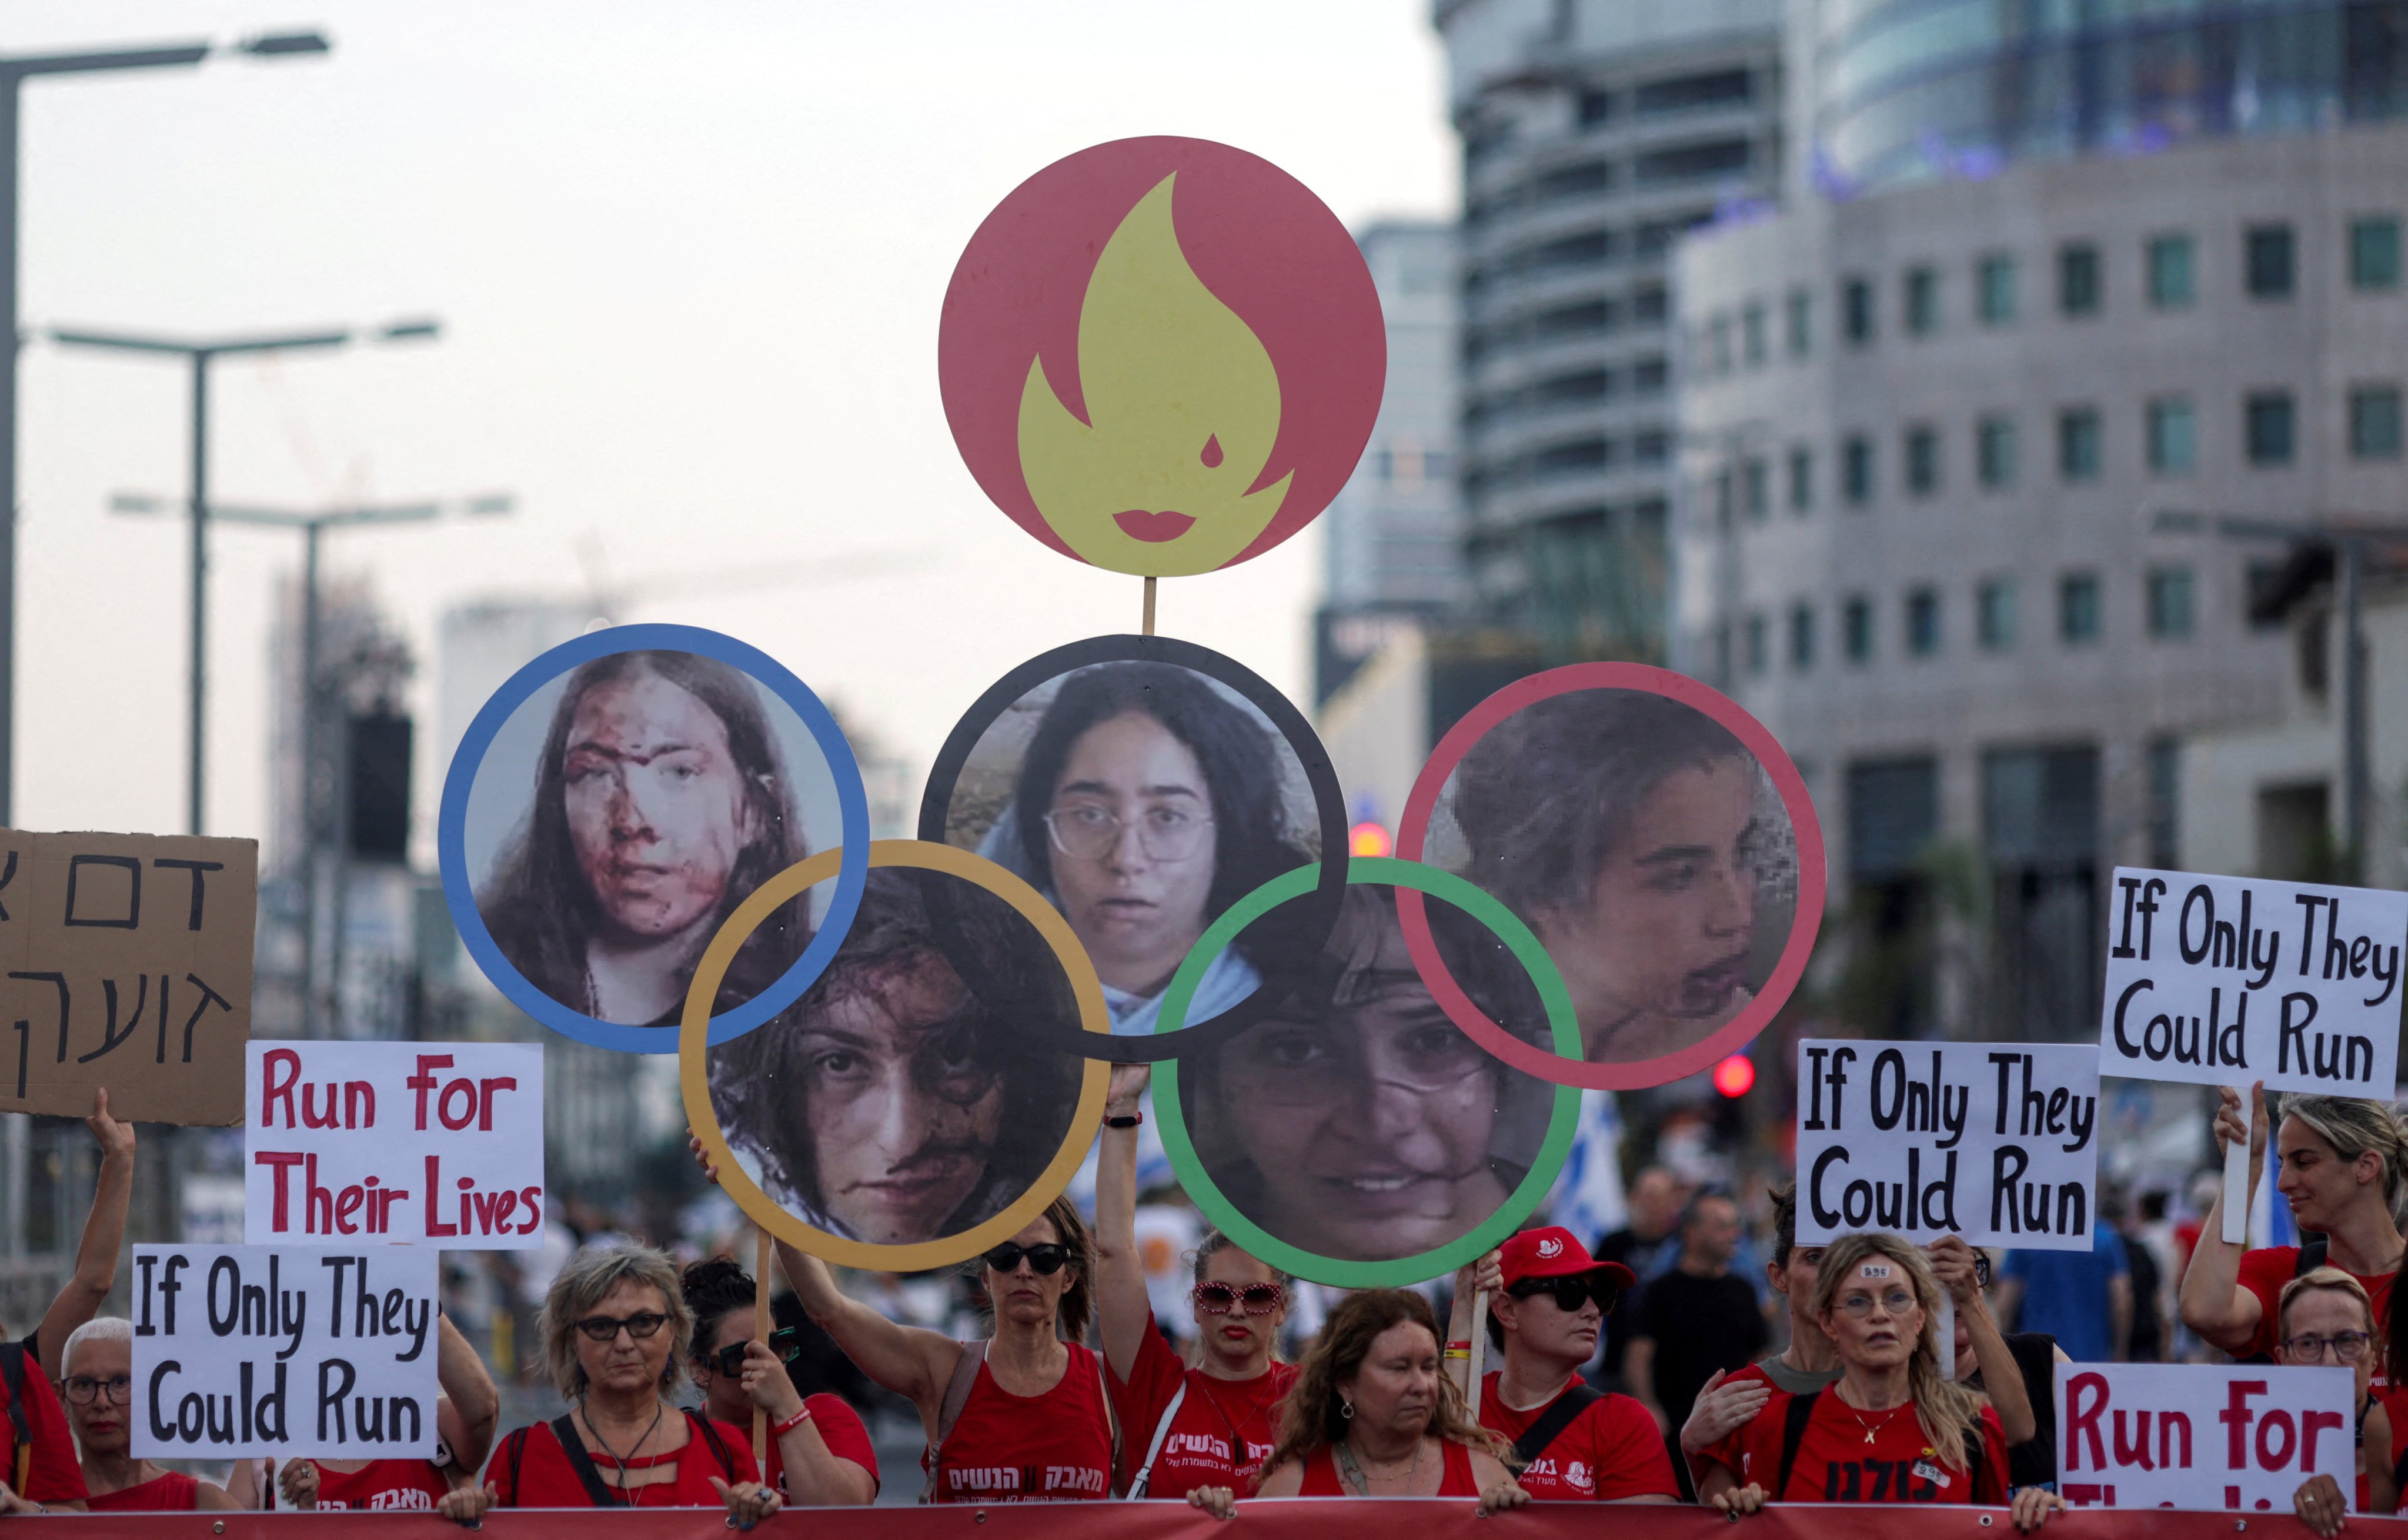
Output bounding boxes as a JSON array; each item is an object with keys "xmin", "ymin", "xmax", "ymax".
[
  {"xmin": 1509, "ymin": 1275, "xmax": 1617, "ymax": 1315},
  {"xmin": 983, "ymin": 1242, "xmax": 1071, "ymax": 1276}
]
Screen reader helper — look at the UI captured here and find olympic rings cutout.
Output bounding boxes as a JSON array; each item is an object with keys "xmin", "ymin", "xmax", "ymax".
[
  {"xmin": 1153, "ymin": 856, "xmax": 1582, "ymax": 1288},
  {"xmin": 438, "ymin": 623, "xmax": 871, "ymax": 1053},
  {"xmin": 679, "ymin": 840, "xmax": 1111, "ymax": 1272},
  {"xmin": 914, "ymin": 633, "xmax": 1350, "ymax": 1064},
  {"xmin": 1393, "ymin": 662, "xmax": 1826, "ymax": 1091}
]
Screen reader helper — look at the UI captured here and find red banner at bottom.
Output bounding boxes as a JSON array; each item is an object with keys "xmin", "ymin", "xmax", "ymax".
[{"xmin": 18, "ymin": 1500, "xmax": 2408, "ymax": 1539}]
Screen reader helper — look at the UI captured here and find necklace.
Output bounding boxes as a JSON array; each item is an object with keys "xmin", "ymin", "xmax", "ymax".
[
  {"xmin": 580, "ymin": 1400, "xmax": 666, "ymax": 1506},
  {"xmin": 1335, "ymin": 1434, "xmax": 1422, "ymax": 1496},
  {"xmin": 1194, "ymin": 1369, "xmax": 1283, "ymax": 1472},
  {"xmin": 1838, "ymin": 1396, "xmax": 1909, "ymax": 1446}
]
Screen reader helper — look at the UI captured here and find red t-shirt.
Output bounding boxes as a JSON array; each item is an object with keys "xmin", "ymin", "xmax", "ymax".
[
  {"xmin": 1, "ymin": 1361, "xmax": 84, "ymax": 1505},
  {"xmin": 1712, "ymin": 1389, "xmax": 2009, "ymax": 1505},
  {"xmin": 1296, "ymin": 1439, "xmax": 1478, "ymax": 1496},
  {"xmin": 2237, "ymin": 1248, "xmax": 2396, "ymax": 1369},
  {"xmin": 762, "ymin": 1394, "xmax": 880, "ymax": 1501},
  {"xmin": 86, "ymin": 1471, "xmax": 200, "ymax": 1511},
  {"xmin": 1110, "ymin": 1312, "xmax": 1297, "ymax": 1499},
  {"xmin": 926, "ymin": 1343, "xmax": 1115, "ymax": 1503},
  {"xmin": 1690, "ymin": 1361, "xmax": 1776, "ymax": 1487},
  {"xmin": 307, "ymin": 1458, "xmax": 452, "ymax": 1512},
  {"xmin": 489, "ymin": 1414, "xmax": 759, "ymax": 1508},
  {"xmin": 1477, "ymin": 1372, "xmax": 1676, "ymax": 1501}
]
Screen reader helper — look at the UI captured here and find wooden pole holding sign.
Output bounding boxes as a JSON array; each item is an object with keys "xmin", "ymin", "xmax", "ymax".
[
  {"xmin": 754, "ymin": 1225, "xmax": 773, "ymax": 1466},
  {"xmin": 1142, "ymin": 576, "xmax": 1157, "ymax": 636},
  {"xmin": 2222, "ymin": 1092, "xmax": 2252, "ymax": 1245},
  {"xmin": 1935, "ymin": 1290, "xmax": 1953, "ymax": 1381},
  {"xmin": 1464, "ymin": 1290, "xmax": 1489, "ymax": 1420}
]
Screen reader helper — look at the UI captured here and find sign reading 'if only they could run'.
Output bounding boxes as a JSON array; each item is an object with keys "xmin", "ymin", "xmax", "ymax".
[{"xmin": 2100, "ymin": 867, "xmax": 2406, "ymax": 1095}]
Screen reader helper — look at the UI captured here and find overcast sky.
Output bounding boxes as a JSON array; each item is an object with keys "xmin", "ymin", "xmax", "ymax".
[{"xmin": 12, "ymin": 1, "xmax": 1457, "ymax": 851}]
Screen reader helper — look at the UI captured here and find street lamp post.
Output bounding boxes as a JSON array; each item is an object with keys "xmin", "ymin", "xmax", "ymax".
[{"xmin": 0, "ymin": 28, "xmax": 329, "ymax": 827}]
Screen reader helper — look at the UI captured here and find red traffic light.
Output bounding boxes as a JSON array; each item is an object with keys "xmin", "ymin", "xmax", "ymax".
[
  {"xmin": 1348, "ymin": 820, "xmax": 1392, "ymax": 857},
  {"xmin": 1712, "ymin": 1054, "xmax": 1756, "ymax": 1098}
]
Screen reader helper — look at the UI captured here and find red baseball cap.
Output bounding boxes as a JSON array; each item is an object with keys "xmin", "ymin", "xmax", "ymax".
[{"xmin": 1499, "ymin": 1227, "xmax": 1636, "ymax": 1291}]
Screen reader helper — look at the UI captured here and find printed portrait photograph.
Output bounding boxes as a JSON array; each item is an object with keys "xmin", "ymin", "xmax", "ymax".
[
  {"xmin": 1174, "ymin": 884, "xmax": 1557, "ymax": 1264},
  {"xmin": 462, "ymin": 647, "xmax": 845, "ymax": 1030},
  {"xmin": 1422, "ymin": 687, "xmax": 1799, "ymax": 1068},
  {"xmin": 934, "ymin": 660, "xmax": 1322, "ymax": 1037},
  {"xmin": 703, "ymin": 866, "xmax": 1090, "ymax": 1247}
]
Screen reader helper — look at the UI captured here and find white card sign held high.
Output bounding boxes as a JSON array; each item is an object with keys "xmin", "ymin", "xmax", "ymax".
[
  {"xmin": 2100, "ymin": 867, "xmax": 2404, "ymax": 1094},
  {"xmin": 131, "ymin": 1244, "xmax": 438, "ymax": 1459},
  {"xmin": 2057, "ymin": 1362, "xmax": 2355, "ymax": 1512},
  {"xmin": 1795, "ymin": 1040, "xmax": 2099, "ymax": 1250}
]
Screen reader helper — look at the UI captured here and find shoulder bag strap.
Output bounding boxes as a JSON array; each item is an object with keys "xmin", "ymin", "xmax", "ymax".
[
  {"xmin": 1128, "ymin": 1383, "xmax": 1188, "ymax": 1499},
  {"xmin": 505, "ymin": 1427, "xmax": 530, "ymax": 1501},
  {"xmin": 1775, "ymin": 1389, "xmax": 1820, "ymax": 1502},
  {"xmin": 1509, "ymin": 1384, "xmax": 1604, "ymax": 1468},
  {"xmin": 684, "ymin": 1409, "xmax": 738, "ymax": 1482},
  {"xmin": 1093, "ymin": 1348, "xmax": 1123, "ymax": 1479},
  {"xmin": 2300, "ymin": 1233, "xmax": 2332, "ymax": 1275},
  {"xmin": 1963, "ymin": 1425, "xmax": 1985, "ymax": 1499},
  {"xmin": 921, "ymin": 1340, "xmax": 987, "ymax": 1505},
  {"xmin": 551, "ymin": 1414, "xmax": 627, "ymax": 1508}
]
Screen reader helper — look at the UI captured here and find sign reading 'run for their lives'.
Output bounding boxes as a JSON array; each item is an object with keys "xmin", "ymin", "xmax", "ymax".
[
  {"xmin": 1795, "ymin": 1040, "xmax": 2099, "ymax": 1248},
  {"xmin": 130, "ymin": 1244, "xmax": 438, "ymax": 1459},
  {"xmin": 245, "ymin": 1041, "xmax": 546, "ymax": 1249},
  {"xmin": 2100, "ymin": 867, "xmax": 2406, "ymax": 1094},
  {"xmin": 2055, "ymin": 1362, "xmax": 2356, "ymax": 1512}
]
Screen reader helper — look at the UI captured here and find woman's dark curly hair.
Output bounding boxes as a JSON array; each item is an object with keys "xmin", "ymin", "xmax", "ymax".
[
  {"xmin": 477, "ymin": 649, "xmax": 811, "ymax": 1024},
  {"xmin": 707, "ymin": 867, "xmax": 1085, "ymax": 1230}
]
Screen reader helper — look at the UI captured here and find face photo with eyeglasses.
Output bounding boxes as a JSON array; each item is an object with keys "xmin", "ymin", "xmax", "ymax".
[
  {"xmin": 939, "ymin": 662, "xmax": 1318, "ymax": 1034},
  {"xmin": 707, "ymin": 866, "xmax": 1087, "ymax": 1246},
  {"xmin": 1175, "ymin": 884, "xmax": 1555, "ymax": 1263}
]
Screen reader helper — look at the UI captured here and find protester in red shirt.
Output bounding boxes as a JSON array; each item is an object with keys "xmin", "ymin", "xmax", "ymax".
[
  {"xmin": 679, "ymin": 1257, "xmax": 878, "ymax": 1505},
  {"xmin": 55, "ymin": 1318, "xmax": 227, "ymax": 1512},
  {"xmin": 1096, "ymin": 1064, "xmax": 1297, "ymax": 1506},
  {"xmin": 1443, "ymin": 1227, "xmax": 1675, "ymax": 1502},
  {"xmin": 1699, "ymin": 1234, "xmax": 2059, "ymax": 1531},
  {"xmin": 2180, "ymin": 1085, "xmax": 2407, "ymax": 1362},
  {"xmin": 270, "ymin": 1312, "xmax": 496, "ymax": 1514},
  {"xmin": 2282, "ymin": 1268, "xmax": 2382, "ymax": 1532},
  {"xmin": 440, "ymin": 1245, "xmax": 777, "ymax": 1528}
]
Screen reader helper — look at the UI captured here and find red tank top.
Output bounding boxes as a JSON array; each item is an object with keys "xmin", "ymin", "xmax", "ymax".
[
  {"xmin": 308, "ymin": 1458, "xmax": 452, "ymax": 1512},
  {"xmin": 86, "ymin": 1471, "xmax": 199, "ymax": 1511},
  {"xmin": 1297, "ymin": 1438, "xmax": 1478, "ymax": 1496},
  {"xmin": 926, "ymin": 1342, "xmax": 1116, "ymax": 1503}
]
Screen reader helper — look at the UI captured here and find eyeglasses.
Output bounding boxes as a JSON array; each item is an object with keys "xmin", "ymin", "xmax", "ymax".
[
  {"xmin": 576, "ymin": 1311, "xmax": 670, "ymax": 1343},
  {"xmin": 983, "ymin": 1242, "xmax": 1071, "ymax": 1276},
  {"xmin": 1509, "ymin": 1276, "xmax": 1618, "ymax": 1315},
  {"xmin": 767, "ymin": 1326, "xmax": 806, "ymax": 1364},
  {"xmin": 2286, "ymin": 1331, "xmax": 2373, "ymax": 1364},
  {"xmin": 694, "ymin": 1340, "xmax": 752, "ymax": 1377},
  {"xmin": 62, "ymin": 1374, "xmax": 131, "ymax": 1407},
  {"xmin": 1044, "ymin": 804, "xmax": 1214, "ymax": 864},
  {"xmin": 1221, "ymin": 1018, "xmax": 1492, "ymax": 1108},
  {"xmin": 1974, "ymin": 1254, "xmax": 1993, "ymax": 1290},
  {"xmin": 1192, "ymin": 1281, "xmax": 1287, "ymax": 1316},
  {"xmin": 1834, "ymin": 1286, "xmax": 1918, "ymax": 1319}
]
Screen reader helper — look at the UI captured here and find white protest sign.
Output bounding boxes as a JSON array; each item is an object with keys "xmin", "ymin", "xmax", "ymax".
[
  {"xmin": 245, "ymin": 1041, "xmax": 545, "ymax": 1249},
  {"xmin": 2057, "ymin": 1362, "xmax": 2354, "ymax": 1512},
  {"xmin": 2101, "ymin": 867, "xmax": 2405, "ymax": 1094},
  {"xmin": 131, "ymin": 1244, "xmax": 438, "ymax": 1459},
  {"xmin": 1795, "ymin": 1040, "xmax": 2098, "ymax": 1249}
]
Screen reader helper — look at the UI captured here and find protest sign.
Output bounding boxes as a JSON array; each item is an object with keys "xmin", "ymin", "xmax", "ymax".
[
  {"xmin": 2056, "ymin": 1362, "xmax": 2354, "ymax": 1512},
  {"xmin": 245, "ymin": 1041, "xmax": 545, "ymax": 1249},
  {"xmin": 131, "ymin": 1244, "xmax": 438, "ymax": 1459},
  {"xmin": 1795, "ymin": 1040, "xmax": 2099, "ymax": 1249},
  {"xmin": 2099, "ymin": 867, "xmax": 2406, "ymax": 1095},
  {"xmin": 0, "ymin": 829, "xmax": 256, "ymax": 1124}
]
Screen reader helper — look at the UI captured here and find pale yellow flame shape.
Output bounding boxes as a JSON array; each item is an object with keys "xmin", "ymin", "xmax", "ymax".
[{"xmin": 1017, "ymin": 173, "xmax": 1292, "ymax": 576}]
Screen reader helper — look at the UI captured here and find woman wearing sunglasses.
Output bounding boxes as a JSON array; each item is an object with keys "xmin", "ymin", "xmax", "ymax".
[
  {"xmin": 1096, "ymin": 1064, "xmax": 1297, "ymax": 1506},
  {"xmin": 2288, "ymin": 1268, "xmax": 2387, "ymax": 1531},
  {"xmin": 678, "ymin": 1258, "xmax": 879, "ymax": 1506},
  {"xmin": 439, "ymin": 1246, "xmax": 779, "ymax": 1528},
  {"xmin": 266, "ymin": 1313, "xmax": 497, "ymax": 1515}
]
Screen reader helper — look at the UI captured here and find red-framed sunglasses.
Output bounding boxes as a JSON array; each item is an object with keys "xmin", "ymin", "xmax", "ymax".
[{"xmin": 1191, "ymin": 1281, "xmax": 1287, "ymax": 1315}]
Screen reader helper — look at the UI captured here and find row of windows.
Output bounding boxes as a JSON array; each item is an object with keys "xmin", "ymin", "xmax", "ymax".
[
  {"xmin": 1464, "ymin": 357, "xmax": 1671, "ymax": 431},
  {"xmin": 1734, "ymin": 567, "xmax": 2202, "ymax": 676},
  {"xmin": 1473, "ymin": 208, "xmax": 1717, "ymax": 288},
  {"xmin": 1464, "ymin": 285, "xmax": 1669, "ymax": 363},
  {"xmin": 1465, "ymin": 428, "xmax": 1674, "ymax": 495},
  {"xmin": 1464, "ymin": 67, "xmax": 1759, "ymax": 169},
  {"xmin": 1465, "ymin": 140, "xmax": 1756, "ymax": 225}
]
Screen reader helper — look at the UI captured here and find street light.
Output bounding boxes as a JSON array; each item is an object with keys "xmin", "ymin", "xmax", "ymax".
[
  {"xmin": 0, "ymin": 26, "xmax": 330, "ymax": 826},
  {"xmin": 56, "ymin": 318, "xmax": 439, "ymax": 834},
  {"xmin": 111, "ymin": 490, "xmax": 512, "ymax": 1034}
]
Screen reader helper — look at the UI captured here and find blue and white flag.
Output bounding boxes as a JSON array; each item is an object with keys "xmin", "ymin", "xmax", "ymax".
[{"xmin": 1544, "ymin": 1090, "xmax": 1628, "ymax": 1248}]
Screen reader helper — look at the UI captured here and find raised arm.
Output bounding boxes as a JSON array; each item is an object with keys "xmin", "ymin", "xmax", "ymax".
[
  {"xmin": 35, "ymin": 1090, "xmax": 135, "ymax": 1376},
  {"xmin": 771, "ymin": 1237, "xmax": 960, "ymax": 1431},
  {"xmin": 1929, "ymin": 1237, "xmax": 2034, "ymax": 1445},
  {"xmin": 434, "ymin": 1313, "xmax": 499, "ymax": 1476},
  {"xmin": 2177, "ymin": 1084, "xmax": 2268, "ymax": 1354},
  {"xmin": 1095, "ymin": 1065, "xmax": 1154, "ymax": 1384},
  {"xmin": 1442, "ymin": 1252, "xmax": 1502, "ymax": 1397}
]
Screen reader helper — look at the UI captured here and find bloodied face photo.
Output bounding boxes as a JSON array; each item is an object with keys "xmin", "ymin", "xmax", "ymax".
[
  {"xmin": 1431, "ymin": 687, "xmax": 1798, "ymax": 1068},
  {"xmin": 703, "ymin": 867, "xmax": 1088, "ymax": 1247},
  {"xmin": 465, "ymin": 649, "xmax": 843, "ymax": 1031},
  {"xmin": 1174, "ymin": 884, "xmax": 1556, "ymax": 1264}
]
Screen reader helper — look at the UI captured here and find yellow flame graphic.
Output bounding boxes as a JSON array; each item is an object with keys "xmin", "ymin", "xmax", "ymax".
[{"xmin": 1017, "ymin": 174, "xmax": 1291, "ymax": 576}]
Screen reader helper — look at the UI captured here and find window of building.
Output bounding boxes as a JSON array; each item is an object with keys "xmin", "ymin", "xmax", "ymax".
[
  {"xmin": 2246, "ymin": 223, "xmax": 2296, "ymax": 298},
  {"xmin": 1905, "ymin": 266, "xmax": 1939, "ymax": 336},
  {"xmin": 2146, "ymin": 396, "xmax": 2196, "ymax": 475},
  {"xmin": 2147, "ymin": 566, "xmax": 2196, "ymax": 640},
  {"xmin": 1631, "ymin": 356, "xmax": 1670, "ymax": 392},
  {"xmin": 1977, "ymin": 254, "xmax": 2016, "ymax": 325},
  {"xmin": 1631, "ymin": 286, "xmax": 1670, "ymax": 323},
  {"xmin": 1904, "ymin": 423, "xmax": 1941, "ymax": 495},
  {"xmin": 2058, "ymin": 407, "xmax": 2103, "ymax": 481},
  {"xmin": 2246, "ymin": 390, "xmax": 2296, "ymax": 465},
  {"xmin": 1532, "ymin": 161, "xmax": 1613, "ymax": 202},
  {"xmin": 1842, "ymin": 276, "xmax": 1874, "ymax": 344},
  {"xmin": 1631, "ymin": 428, "xmax": 1671, "ymax": 463},
  {"xmin": 1744, "ymin": 611, "xmax": 1768, "ymax": 673},
  {"xmin": 1842, "ymin": 595, "xmax": 1873, "ymax": 662},
  {"xmin": 2350, "ymin": 216, "xmax": 2401, "ymax": 290},
  {"xmin": 1708, "ymin": 314, "xmax": 1733, "ymax": 375},
  {"xmin": 1742, "ymin": 456, "xmax": 1769, "ymax": 519},
  {"xmin": 1741, "ymin": 301, "xmax": 1767, "ymax": 366},
  {"xmin": 1905, "ymin": 587, "xmax": 1941, "ymax": 657},
  {"xmin": 1634, "ymin": 138, "xmax": 1752, "ymax": 185},
  {"xmin": 1842, "ymin": 434, "xmax": 1873, "ymax": 505},
  {"xmin": 1631, "ymin": 68, "xmax": 1752, "ymax": 115},
  {"xmin": 2350, "ymin": 385, "xmax": 2404, "ymax": 459},
  {"xmin": 1787, "ymin": 445, "xmax": 1813, "ymax": 513},
  {"xmin": 2059, "ymin": 572, "xmax": 2103, "ymax": 644},
  {"xmin": 1785, "ymin": 288, "xmax": 1811, "ymax": 357},
  {"xmin": 2059, "ymin": 242, "xmax": 2102, "ymax": 315},
  {"xmin": 1789, "ymin": 603, "xmax": 1816, "ymax": 671},
  {"xmin": 2146, "ymin": 736, "xmax": 2180, "ymax": 867},
  {"xmin": 1976, "ymin": 415, "xmax": 2018, "ymax": 489},
  {"xmin": 1577, "ymin": 89, "xmax": 1615, "ymax": 127},
  {"xmin": 1977, "ymin": 579, "xmax": 2018, "ymax": 651},
  {"xmin": 2146, "ymin": 233, "xmax": 2195, "ymax": 308}
]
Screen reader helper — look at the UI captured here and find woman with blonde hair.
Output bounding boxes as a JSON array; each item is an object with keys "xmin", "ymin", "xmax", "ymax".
[
  {"xmin": 1699, "ymin": 1235, "xmax": 2059, "ymax": 1529},
  {"xmin": 1243, "ymin": 1289, "xmax": 1526, "ymax": 1514}
]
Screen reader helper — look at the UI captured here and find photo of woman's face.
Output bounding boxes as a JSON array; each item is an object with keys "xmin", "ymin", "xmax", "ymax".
[{"xmin": 1044, "ymin": 711, "xmax": 1218, "ymax": 986}]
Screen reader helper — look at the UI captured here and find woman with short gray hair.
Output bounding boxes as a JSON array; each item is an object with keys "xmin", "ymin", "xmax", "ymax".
[{"xmin": 439, "ymin": 1245, "xmax": 780, "ymax": 1526}]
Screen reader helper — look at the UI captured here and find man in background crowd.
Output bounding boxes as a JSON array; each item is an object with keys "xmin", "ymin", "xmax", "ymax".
[
  {"xmin": 1999, "ymin": 1219, "xmax": 2132, "ymax": 1362},
  {"xmin": 1622, "ymin": 1186, "xmax": 1766, "ymax": 1484},
  {"xmin": 1592, "ymin": 1167, "xmax": 1684, "ymax": 1391}
]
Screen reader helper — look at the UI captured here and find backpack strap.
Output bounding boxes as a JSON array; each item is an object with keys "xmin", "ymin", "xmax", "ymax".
[
  {"xmin": 1510, "ymin": 1384, "xmax": 1605, "ymax": 1469},
  {"xmin": 551, "ymin": 1414, "xmax": 627, "ymax": 1508},
  {"xmin": 503, "ymin": 1427, "xmax": 530, "ymax": 1504},
  {"xmin": 1963, "ymin": 1424, "xmax": 1985, "ymax": 1500},
  {"xmin": 1092, "ymin": 1348, "xmax": 1123, "ymax": 1489},
  {"xmin": 684, "ymin": 1410, "xmax": 739, "ymax": 1483},
  {"xmin": 2299, "ymin": 1234, "xmax": 2332, "ymax": 1275},
  {"xmin": 921, "ymin": 1341, "xmax": 987, "ymax": 1506},
  {"xmin": 1775, "ymin": 1389, "xmax": 1820, "ymax": 1501},
  {"xmin": 1127, "ymin": 1383, "xmax": 1188, "ymax": 1499},
  {"xmin": 0, "ymin": 1343, "xmax": 28, "ymax": 1494}
]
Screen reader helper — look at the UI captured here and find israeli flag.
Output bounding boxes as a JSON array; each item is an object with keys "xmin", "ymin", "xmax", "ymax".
[{"xmin": 1544, "ymin": 1090, "xmax": 1628, "ymax": 1248}]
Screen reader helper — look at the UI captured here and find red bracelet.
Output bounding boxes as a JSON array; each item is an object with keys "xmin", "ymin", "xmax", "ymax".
[
  {"xmin": 773, "ymin": 1405, "xmax": 814, "ymax": 1437},
  {"xmin": 1445, "ymin": 1339, "xmax": 1473, "ymax": 1352}
]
